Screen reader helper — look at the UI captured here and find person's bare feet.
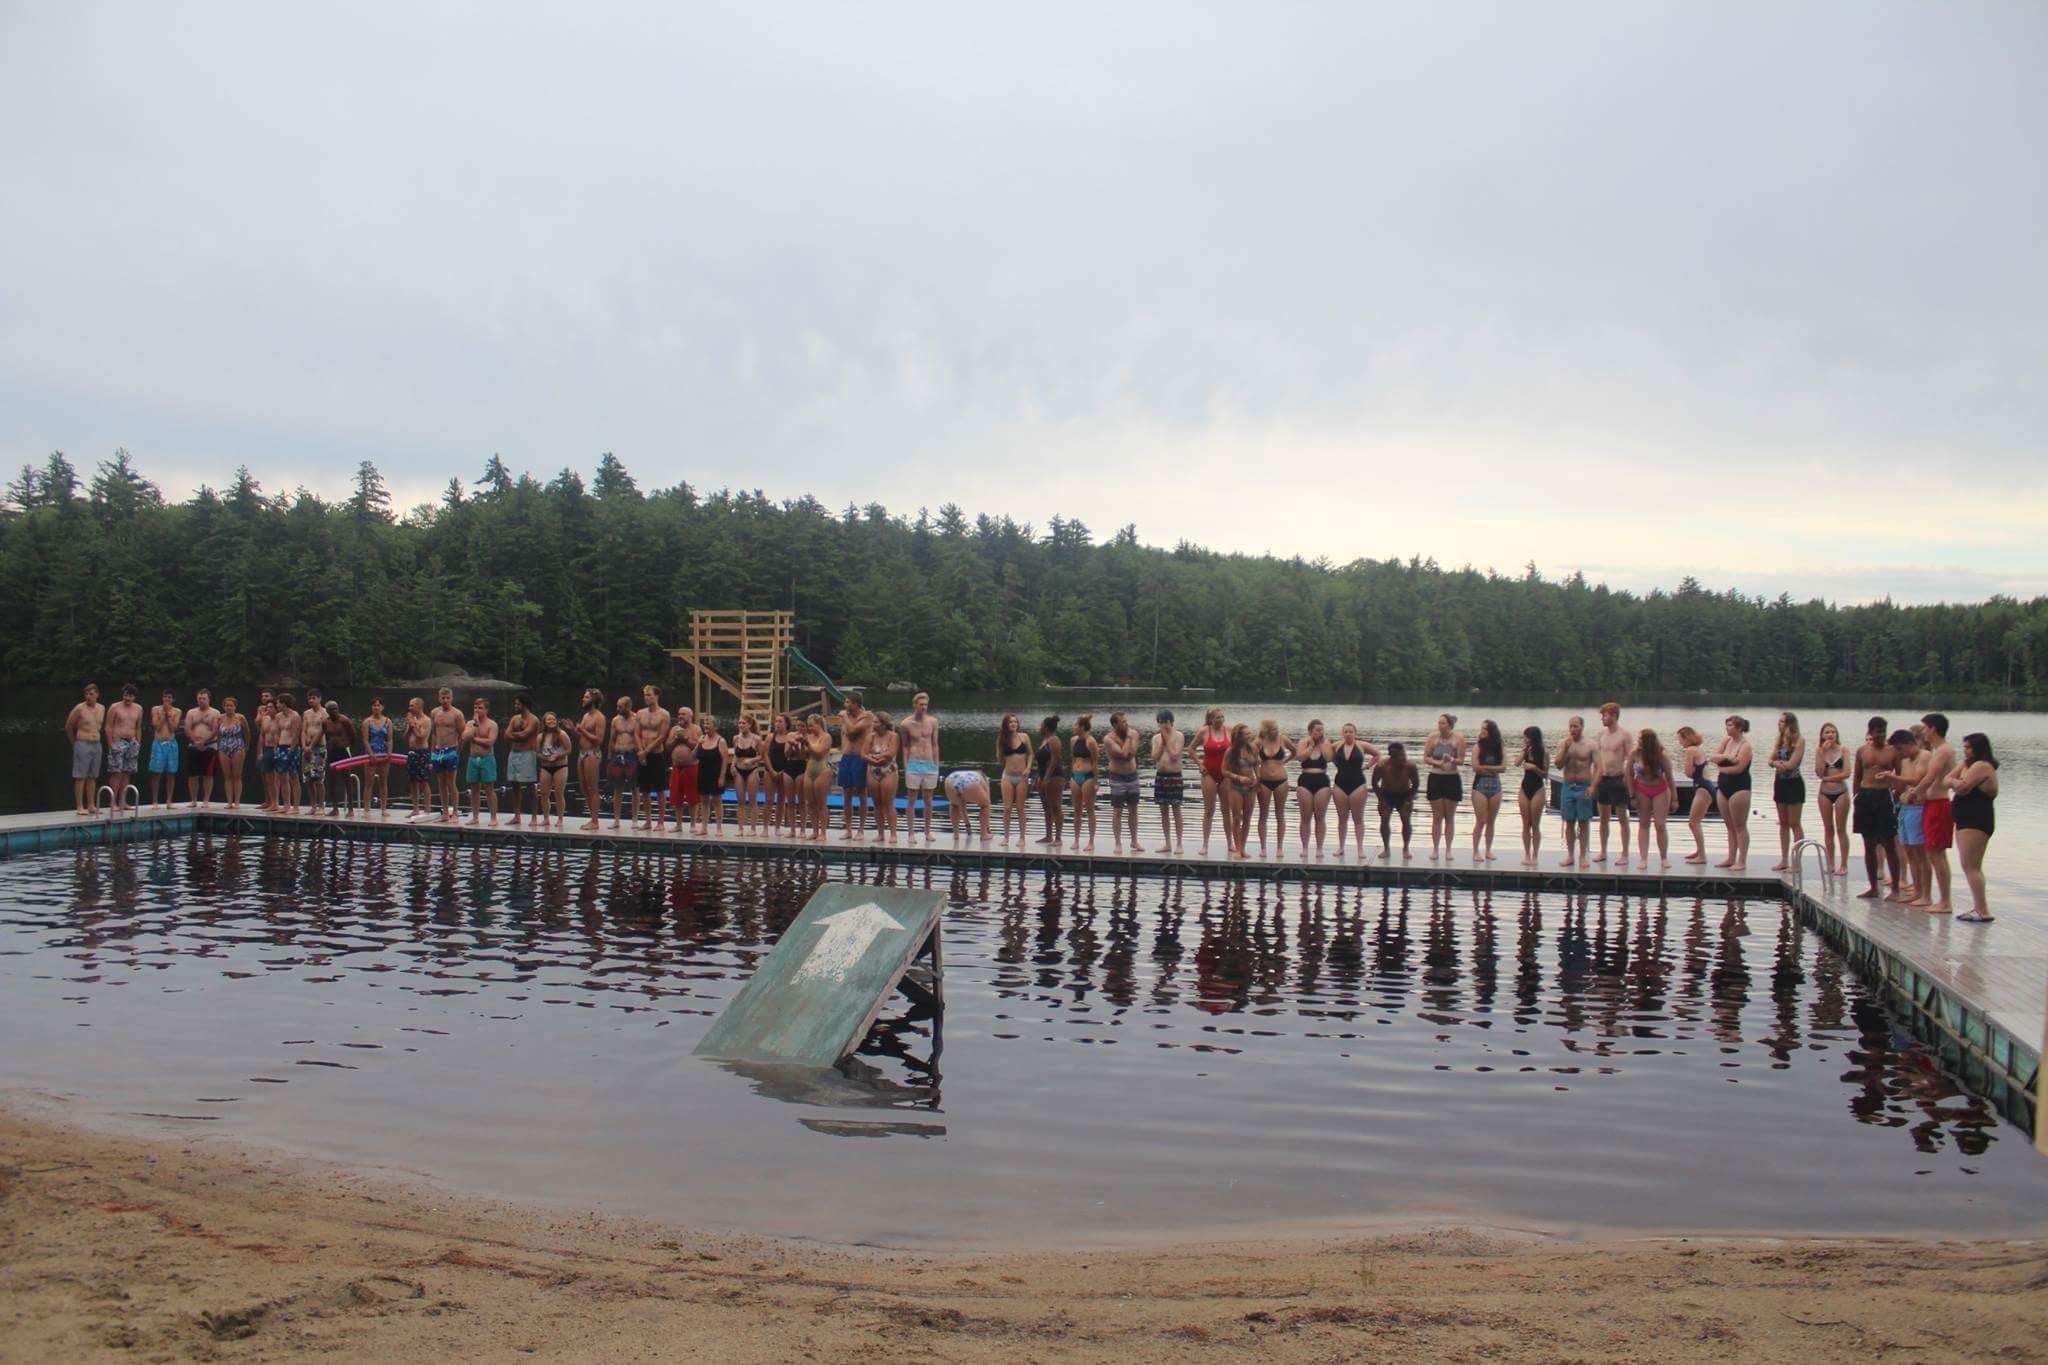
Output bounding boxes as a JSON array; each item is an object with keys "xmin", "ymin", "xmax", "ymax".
[
  {"xmin": 1769, "ymin": 861, "xmax": 1787, "ymax": 871},
  {"xmin": 1592, "ymin": 854, "xmax": 1607, "ymax": 864},
  {"xmin": 1855, "ymin": 887, "xmax": 1880, "ymax": 899},
  {"xmin": 1926, "ymin": 903, "xmax": 1953, "ymax": 915}
]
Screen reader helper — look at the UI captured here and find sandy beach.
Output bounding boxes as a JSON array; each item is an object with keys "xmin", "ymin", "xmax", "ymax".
[{"xmin": 2, "ymin": 1104, "xmax": 2043, "ymax": 1361}]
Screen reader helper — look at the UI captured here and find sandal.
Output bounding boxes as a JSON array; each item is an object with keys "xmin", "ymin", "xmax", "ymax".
[{"xmin": 1956, "ymin": 912, "xmax": 1994, "ymax": 923}]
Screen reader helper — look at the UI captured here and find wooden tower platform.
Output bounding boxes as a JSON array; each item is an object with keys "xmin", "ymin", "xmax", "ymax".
[{"xmin": 669, "ymin": 609, "xmax": 797, "ymax": 726}]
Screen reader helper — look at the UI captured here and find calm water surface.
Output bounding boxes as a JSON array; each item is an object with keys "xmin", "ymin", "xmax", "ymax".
[{"xmin": 2, "ymin": 834, "xmax": 2042, "ymax": 1247}]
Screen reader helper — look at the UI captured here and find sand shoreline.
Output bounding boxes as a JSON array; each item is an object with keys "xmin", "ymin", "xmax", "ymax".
[{"xmin": 4, "ymin": 1102, "xmax": 2045, "ymax": 1360}]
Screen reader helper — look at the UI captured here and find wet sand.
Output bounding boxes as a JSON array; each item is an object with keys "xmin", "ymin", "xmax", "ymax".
[{"xmin": 3, "ymin": 1104, "xmax": 2044, "ymax": 1361}]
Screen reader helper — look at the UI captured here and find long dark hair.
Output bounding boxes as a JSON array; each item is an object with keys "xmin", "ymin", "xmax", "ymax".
[
  {"xmin": 1522, "ymin": 725, "xmax": 1545, "ymax": 768},
  {"xmin": 1962, "ymin": 733, "xmax": 1998, "ymax": 768},
  {"xmin": 1638, "ymin": 728, "xmax": 1670, "ymax": 781},
  {"xmin": 1477, "ymin": 720, "xmax": 1502, "ymax": 765}
]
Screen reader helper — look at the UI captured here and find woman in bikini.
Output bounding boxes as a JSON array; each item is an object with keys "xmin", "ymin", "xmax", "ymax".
[
  {"xmin": 577, "ymin": 690, "xmax": 607, "ymax": 830},
  {"xmin": 1631, "ymin": 728, "xmax": 1675, "ymax": 869},
  {"xmin": 1676, "ymin": 725, "xmax": 1713, "ymax": 864},
  {"xmin": 1330, "ymin": 723, "xmax": 1381, "ymax": 860},
  {"xmin": 1034, "ymin": 717, "xmax": 1065, "ymax": 845},
  {"xmin": 1252, "ymin": 719, "xmax": 1292, "ymax": 855},
  {"xmin": 360, "ymin": 697, "xmax": 395, "ymax": 817},
  {"xmin": 1515, "ymin": 726, "xmax": 1548, "ymax": 866},
  {"xmin": 537, "ymin": 712, "xmax": 571, "ymax": 827},
  {"xmin": 1813, "ymin": 721, "xmax": 1850, "ymax": 876},
  {"xmin": 1373, "ymin": 743, "xmax": 1419, "ymax": 859},
  {"xmin": 1712, "ymin": 716, "xmax": 1754, "ymax": 871},
  {"xmin": 1222, "ymin": 723, "xmax": 1258, "ymax": 859},
  {"xmin": 1423, "ymin": 713, "xmax": 1465, "ymax": 861},
  {"xmin": 802, "ymin": 715, "xmax": 834, "ymax": 841},
  {"xmin": 996, "ymin": 713, "xmax": 1032, "ymax": 845},
  {"xmin": 1768, "ymin": 711, "xmax": 1807, "ymax": 871},
  {"xmin": 1067, "ymin": 715, "xmax": 1098, "ymax": 850},
  {"xmin": 1469, "ymin": 720, "xmax": 1505, "ymax": 863},
  {"xmin": 865, "ymin": 711, "xmax": 901, "ymax": 843},
  {"xmin": 730, "ymin": 715, "xmax": 766, "ymax": 836},
  {"xmin": 1196, "ymin": 707, "xmax": 1230, "ymax": 855},
  {"xmin": 1292, "ymin": 720, "xmax": 1334, "ymax": 858}
]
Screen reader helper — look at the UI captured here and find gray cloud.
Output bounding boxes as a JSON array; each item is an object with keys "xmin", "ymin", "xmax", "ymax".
[{"xmin": 2, "ymin": 2, "xmax": 2042, "ymax": 602}]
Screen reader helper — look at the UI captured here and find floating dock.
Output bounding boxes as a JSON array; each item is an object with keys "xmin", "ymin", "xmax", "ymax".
[{"xmin": 0, "ymin": 804, "xmax": 2037, "ymax": 1141}]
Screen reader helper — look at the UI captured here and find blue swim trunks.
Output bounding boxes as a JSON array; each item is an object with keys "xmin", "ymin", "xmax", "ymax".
[
  {"xmin": 465, "ymin": 753, "xmax": 498, "ymax": 785},
  {"xmin": 272, "ymin": 745, "xmax": 301, "ymax": 778},
  {"xmin": 148, "ymin": 739, "xmax": 179, "ymax": 774},
  {"xmin": 1899, "ymin": 803, "xmax": 1925, "ymax": 847},
  {"xmin": 838, "ymin": 753, "xmax": 868, "ymax": 788},
  {"xmin": 1560, "ymin": 780, "xmax": 1594, "ymax": 823},
  {"xmin": 431, "ymin": 745, "xmax": 459, "ymax": 774}
]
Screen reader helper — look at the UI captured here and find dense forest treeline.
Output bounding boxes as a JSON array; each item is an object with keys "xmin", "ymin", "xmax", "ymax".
[{"xmin": 3, "ymin": 449, "xmax": 2045, "ymax": 697}]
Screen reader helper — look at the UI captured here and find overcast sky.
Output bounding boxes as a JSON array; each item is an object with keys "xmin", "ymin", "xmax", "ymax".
[{"xmin": 3, "ymin": 3, "xmax": 2042, "ymax": 603}]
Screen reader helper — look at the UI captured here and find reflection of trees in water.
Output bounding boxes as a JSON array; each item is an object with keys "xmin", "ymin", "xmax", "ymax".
[{"xmin": 27, "ymin": 835, "xmax": 2013, "ymax": 1158}]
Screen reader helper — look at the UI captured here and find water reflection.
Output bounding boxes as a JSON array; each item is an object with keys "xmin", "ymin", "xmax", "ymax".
[{"xmin": 9, "ymin": 833, "xmax": 2026, "ymax": 1211}]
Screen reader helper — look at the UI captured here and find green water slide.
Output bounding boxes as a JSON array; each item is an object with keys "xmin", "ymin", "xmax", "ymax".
[{"xmin": 787, "ymin": 645, "xmax": 845, "ymax": 705}]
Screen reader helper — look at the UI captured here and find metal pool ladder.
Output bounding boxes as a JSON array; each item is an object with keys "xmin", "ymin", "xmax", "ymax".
[{"xmin": 1789, "ymin": 837, "xmax": 1836, "ymax": 893}]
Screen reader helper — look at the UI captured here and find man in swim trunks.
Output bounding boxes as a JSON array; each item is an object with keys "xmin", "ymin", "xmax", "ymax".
[
  {"xmin": 64, "ymin": 682, "xmax": 106, "ymax": 815},
  {"xmin": 1554, "ymin": 716, "xmax": 1596, "ymax": 869},
  {"xmin": 665, "ymin": 706, "xmax": 698, "ymax": 827},
  {"xmin": 1851, "ymin": 716, "xmax": 1900, "ymax": 900},
  {"xmin": 183, "ymin": 687, "xmax": 221, "ymax": 808},
  {"xmin": 325, "ymin": 701, "xmax": 358, "ymax": 810},
  {"xmin": 1910, "ymin": 712, "xmax": 1956, "ymax": 913},
  {"xmin": 1150, "ymin": 709, "xmax": 1187, "ymax": 853},
  {"xmin": 577, "ymin": 688, "xmax": 608, "ymax": 830},
  {"xmin": 273, "ymin": 692, "xmax": 304, "ymax": 811},
  {"xmin": 900, "ymin": 693, "xmax": 941, "ymax": 845},
  {"xmin": 1103, "ymin": 711, "xmax": 1144, "ymax": 853},
  {"xmin": 299, "ymin": 690, "xmax": 330, "ymax": 816},
  {"xmin": 429, "ymin": 687, "xmax": 465, "ymax": 822},
  {"xmin": 252, "ymin": 697, "xmax": 275, "ymax": 810},
  {"xmin": 147, "ymin": 689, "xmax": 183, "ymax": 811},
  {"xmin": 1590, "ymin": 701, "xmax": 1633, "ymax": 865},
  {"xmin": 634, "ymin": 685, "xmax": 672, "ymax": 830},
  {"xmin": 503, "ymin": 696, "xmax": 541, "ymax": 826},
  {"xmin": 463, "ymin": 697, "xmax": 501, "ymax": 825},
  {"xmin": 105, "ymin": 683, "xmax": 145, "ymax": 812},
  {"xmin": 404, "ymin": 697, "xmax": 434, "ymax": 815},
  {"xmin": 833, "ymin": 692, "xmax": 874, "ymax": 839}
]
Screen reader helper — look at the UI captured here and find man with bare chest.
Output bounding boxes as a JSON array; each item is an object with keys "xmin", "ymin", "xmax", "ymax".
[
  {"xmin": 64, "ymin": 683, "xmax": 106, "ymax": 815},
  {"xmin": 148, "ymin": 690, "xmax": 183, "ymax": 811},
  {"xmin": 105, "ymin": 684, "xmax": 145, "ymax": 811},
  {"xmin": 1554, "ymin": 716, "xmax": 1596, "ymax": 868},
  {"xmin": 1851, "ymin": 716, "xmax": 1900, "ymax": 899},
  {"xmin": 634, "ymin": 685, "xmax": 672, "ymax": 829},
  {"xmin": 576, "ymin": 689, "xmax": 607, "ymax": 830},
  {"xmin": 834, "ymin": 692, "xmax": 874, "ymax": 839},
  {"xmin": 300, "ymin": 690, "xmax": 330, "ymax": 816},
  {"xmin": 504, "ymin": 697, "xmax": 541, "ymax": 826},
  {"xmin": 900, "ymin": 693, "xmax": 940, "ymax": 844},
  {"xmin": 1590, "ymin": 701, "xmax": 1634, "ymax": 865},
  {"xmin": 273, "ymin": 692, "xmax": 304, "ymax": 811},
  {"xmin": 429, "ymin": 688, "xmax": 465, "ymax": 821},
  {"xmin": 183, "ymin": 688, "xmax": 221, "ymax": 808},
  {"xmin": 463, "ymin": 697, "xmax": 501, "ymax": 825}
]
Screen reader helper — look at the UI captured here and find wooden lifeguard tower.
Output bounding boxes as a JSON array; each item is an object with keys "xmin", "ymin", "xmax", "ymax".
[{"xmin": 669, "ymin": 609, "xmax": 821, "ymax": 726}]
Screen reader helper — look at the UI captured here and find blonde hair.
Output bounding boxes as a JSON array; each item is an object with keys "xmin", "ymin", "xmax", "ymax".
[
  {"xmin": 1676, "ymin": 725, "xmax": 1701, "ymax": 747},
  {"xmin": 1258, "ymin": 718, "xmax": 1280, "ymax": 743}
]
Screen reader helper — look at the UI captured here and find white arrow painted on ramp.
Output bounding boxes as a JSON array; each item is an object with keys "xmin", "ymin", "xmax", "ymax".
[{"xmin": 791, "ymin": 903, "xmax": 907, "ymax": 986}]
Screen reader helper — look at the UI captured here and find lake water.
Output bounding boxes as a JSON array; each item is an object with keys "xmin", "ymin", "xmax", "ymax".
[{"xmin": 3, "ymin": 834, "xmax": 2043, "ymax": 1247}]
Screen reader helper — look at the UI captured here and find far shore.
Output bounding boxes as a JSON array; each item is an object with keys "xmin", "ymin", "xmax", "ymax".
[{"xmin": 3, "ymin": 1102, "xmax": 2041, "ymax": 1361}]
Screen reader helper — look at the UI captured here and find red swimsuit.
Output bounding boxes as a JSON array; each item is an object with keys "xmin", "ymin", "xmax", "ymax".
[{"xmin": 1201, "ymin": 729, "xmax": 1230, "ymax": 780}]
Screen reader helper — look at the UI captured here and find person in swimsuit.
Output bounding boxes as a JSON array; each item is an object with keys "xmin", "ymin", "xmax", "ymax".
[
  {"xmin": 1150, "ymin": 709, "xmax": 1188, "ymax": 854},
  {"xmin": 183, "ymin": 688, "xmax": 220, "ymax": 808},
  {"xmin": 939, "ymin": 768, "xmax": 990, "ymax": 841},
  {"xmin": 65, "ymin": 682, "xmax": 106, "ymax": 816},
  {"xmin": 1101, "ymin": 713, "xmax": 1144, "ymax": 853},
  {"xmin": 463, "ymin": 697, "xmax": 500, "ymax": 826},
  {"xmin": 537, "ymin": 711, "xmax": 571, "ymax": 827},
  {"xmin": 1589, "ymin": 702, "xmax": 1633, "ymax": 866},
  {"xmin": 1946, "ymin": 732, "xmax": 1998, "ymax": 923},
  {"xmin": 1252, "ymin": 719, "xmax": 1292, "ymax": 856},
  {"xmin": 1850, "ymin": 717, "xmax": 1900, "ymax": 899},
  {"xmin": 663, "ymin": 707, "xmax": 697, "ymax": 830},
  {"xmin": 299, "ymin": 690, "xmax": 329, "ymax": 817},
  {"xmin": 1067, "ymin": 715, "xmax": 1099, "ymax": 850},
  {"xmin": 1372, "ymin": 743, "xmax": 1418, "ymax": 859},
  {"xmin": 634, "ymin": 686, "xmax": 673, "ymax": 831},
  {"xmin": 272, "ymin": 692, "xmax": 303, "ymax": 811},
  {"xmin": 833, "ymin": 692, "xmax": 875, "ymax": 842},
  {"xmin": 1553, "ymin": 716, "xmax": 1595, "ymax": 868},
  {"xmin": 1711, "ymin": 715, "xmax": 1754, "ymax": 871},
  {"xmin": 1292, "ymin": 720, "xmax": 1333, "ymax": 859},
  {"xmin": 1631, "ymin": 728, "xmax": 1675, "ymax": 869},
  {"xmin": 106, "ymin": 683, "xmax": 145, "ymax": 812},
  {"xmin": 1423, "ymin": 713, "xmax": 1465, "ymax": 862},
  {"xmin": 730, "ymin": 714, "xmax": 766, "ymax": 837},
  {"xmin": 801, "ymin": 715, "xmax": 834, "ymax": 841},
  {"xmin": 148, "ymin": 689, "xmax": 183, "ymax": 812},
  {"xmin": 996, "ymin": 713, "xmax": 1032, "ymax": 845},
  {"xmin": 403, "ymin": 697, "xmax": 434, "ymax": 819},
  {"xmin": 1911, "ymin": 712, "xmax": 1958, "ymax": 913},
  {"xmin": 1767, "ymin": 711, "xmax": 1807, "ymax": 872},
  {"xmin": 1034, "ymin": 716, "xmax": 1065, "ymax": 845},
  {"xmin": 360, "ymin": 697, "xmax": 394, "ymax": 817},
  {"xmin": 1468, "ymin": 720, "xmax": 1505, "ymax": 863},
  {"xmin": 1515, "ymin": 726, "xmax": 1547, "ymax": 866},
  {"xmin": 1812, "ymin": 721, "xmax": 1850, "ymax": 877},
  {"xmin": 576, "ymin": 689, "xmax": 608, "ymax": 831},
  {"xmin": 503, "ymin": 697, "xmax": 541, "ymax": 827},
  {"xmin": 1330, "ymin": 723, "xmax": 1381, "ymax": 859},
  {"xmin": 603, "ymin": 697, "xmax": 637, "ymax": 829},
  {"xmin": 1195, "ymin": 708, "xmax": 1230, "ymax": 855},
  {"xmin": 1222, "ymin": 723, "xmax": 1257, "ymax": 860},
  {"xmin": 688, "ymin": 715, "xmax": 726, "ymax": 836},
  {"xmin": 899, "ymin": 694, "xmax": 941, "ymax": 845},
  {"xmin": 863, "ymin": 712, "xmax": 899, "ymax": 843},
  {"xmin": 428, "ymin": 688, "xmax": 465, "ymax": 822},
  {"xmin": 1675, "ymin": 725, "xmax": 1714, "ymax": 865},
  {"xmin": 762, "ymin": 713, "xmax": 795, "ymax": 838},
  {"xmin": 216, "ymin": 696, "xmax": 247, "ymax": 809}
]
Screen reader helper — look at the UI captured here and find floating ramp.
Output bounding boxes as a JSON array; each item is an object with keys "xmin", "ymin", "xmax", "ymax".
[{"xmin": 693, "ymin": 884, "xmax": 944, "ymax": 1068}]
